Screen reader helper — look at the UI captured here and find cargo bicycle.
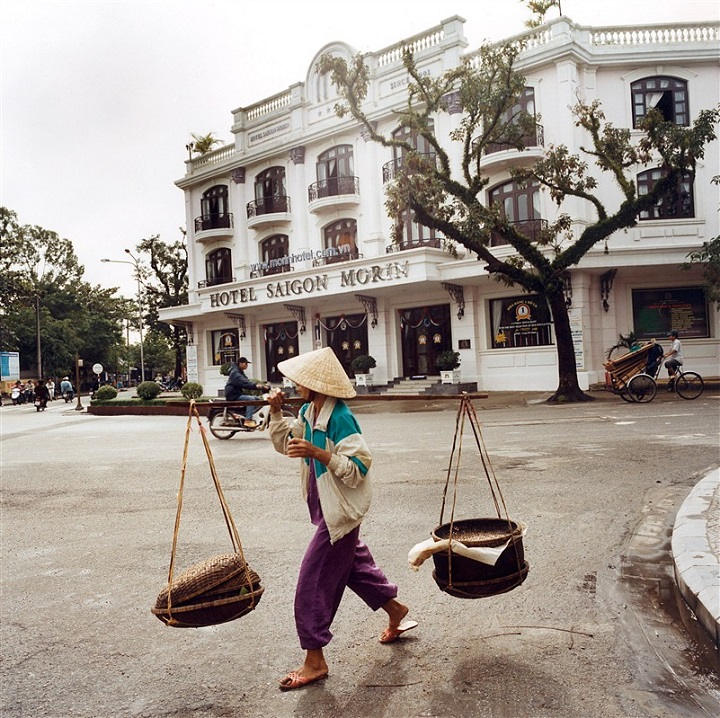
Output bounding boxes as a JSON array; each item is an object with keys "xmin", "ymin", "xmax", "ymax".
[{"xmin": 604, "ymin": 341, "xmax": 704, "ymax": 403}]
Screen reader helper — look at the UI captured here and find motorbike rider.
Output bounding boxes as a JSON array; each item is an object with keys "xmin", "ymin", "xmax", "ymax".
[
  {"xmin": 11, "ymin": 381, "xmax": 23, "ymax": 404},
  {"xmin": 60, "ymin": 376, "xmax": 74, "ymax": 401},
  {"xmin": 224, "ymin": 357, "xmax": 269, "ymax": 428},
  {"xmin": 34, "ymin": 379, "xmax": 50, "ymax": 411}
]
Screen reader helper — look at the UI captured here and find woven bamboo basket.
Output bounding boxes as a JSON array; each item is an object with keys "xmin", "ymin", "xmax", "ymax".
[
  {"xmin": 431, "ymin": 395, "xmax": 529, "ymax": 599},
  {"xmin": 152, "ymin": 402, "xmax": 263, "ymax": 628},
  {"xmin": 152, "ymin": 553, "xmax": 264, "ymax": 627},
  {"xmin": 431, "ymin": 518, "xmax": 528, "ymax": 599}
]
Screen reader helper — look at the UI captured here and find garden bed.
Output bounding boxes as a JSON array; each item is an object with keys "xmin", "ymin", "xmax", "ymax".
[{"xmin": 87, "ymin": 400, "xmax": 209, "ymax": 416}]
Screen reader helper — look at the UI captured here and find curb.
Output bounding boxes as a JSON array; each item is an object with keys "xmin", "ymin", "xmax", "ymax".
[{"xmin": 671, "ymin": 468, "xmax": 720, "ymax": 650}]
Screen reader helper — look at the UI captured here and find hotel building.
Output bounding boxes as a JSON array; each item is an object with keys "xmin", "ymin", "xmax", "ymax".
[{"xmin": 159, "ymin": 15, "xmax": 720, "ymax": 396}]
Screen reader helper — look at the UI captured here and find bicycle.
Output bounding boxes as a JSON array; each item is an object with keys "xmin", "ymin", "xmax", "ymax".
[{"xmin": 626, "ymin": 364, "xmax": 704, "ymax": 403}]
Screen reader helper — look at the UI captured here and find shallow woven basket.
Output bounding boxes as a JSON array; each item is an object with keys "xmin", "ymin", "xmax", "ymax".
[
  {"xmin": 152, "ymin": 553, "xmax": 263, "ymax": 627},
  {"xmin": 152, "ymin": 403, "xmax": 264, "ymax": 629}
]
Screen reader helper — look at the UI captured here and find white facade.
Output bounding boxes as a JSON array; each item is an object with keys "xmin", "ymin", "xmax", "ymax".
[{"xmin": 160, "ymin": 16, "xmax": 720, "ymax": 396}]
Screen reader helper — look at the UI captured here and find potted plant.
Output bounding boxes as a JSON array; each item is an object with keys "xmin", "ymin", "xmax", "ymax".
[
  {"xmin": 436, "ymin": 350, "xmax": 461, "ymax": 384},
  {"xmin": 350, "ymin": 355, "xmax": 376, "ymax": 387}
]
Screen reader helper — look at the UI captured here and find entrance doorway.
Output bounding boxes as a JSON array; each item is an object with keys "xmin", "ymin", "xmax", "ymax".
[
  {"xmin": 264, "ymin": 322, "xmax": 299, "ymax": 383},
  {"xmin": 323, "ymin": 314, "xmax": 368, "ymax": 376},
  {"xmin": 399, "ymin": 304, "xmax": 452, "ymax": 376}
]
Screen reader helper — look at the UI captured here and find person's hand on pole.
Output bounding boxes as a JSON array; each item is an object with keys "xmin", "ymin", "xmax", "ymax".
[{"xmin": 267, "ymin": 389, "xmax": 285, "ymax": 414}]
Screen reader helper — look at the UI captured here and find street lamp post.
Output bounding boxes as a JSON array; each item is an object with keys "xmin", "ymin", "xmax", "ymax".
[{"xmin": 101, "ymin": 251, "xmax": 145, "ymax": 384}]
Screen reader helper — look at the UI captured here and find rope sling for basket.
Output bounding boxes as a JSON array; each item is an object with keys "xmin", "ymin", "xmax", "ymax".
[
  {"xmin": 437, "ymin": 394, "xmax": 525, "ymax": 597},
  {"xmin": 163, "ymin": 400, "xmax": 256, "ymax": 622}
]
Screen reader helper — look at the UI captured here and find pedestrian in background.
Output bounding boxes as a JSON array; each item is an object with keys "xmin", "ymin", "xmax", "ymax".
[{"xmin": 45, "ymin": 378, "xmax": 55, "ymax": 401}]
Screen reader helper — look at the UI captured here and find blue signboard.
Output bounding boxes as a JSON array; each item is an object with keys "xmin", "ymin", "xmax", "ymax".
[{"xmin": 0, "ymin": 351, "xmax": 20, "ymax": 381}]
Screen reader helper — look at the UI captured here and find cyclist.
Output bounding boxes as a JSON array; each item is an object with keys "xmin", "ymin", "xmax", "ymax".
[{"xmin": 663, "ymin": 330, "xmax": 684, "ymax": 390}]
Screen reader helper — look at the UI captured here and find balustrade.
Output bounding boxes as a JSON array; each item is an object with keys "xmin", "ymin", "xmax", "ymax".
[
  {"xmin": 308, "ymin": 176, "xmax": 360, "ymax": 202},
  {"xmin": 246, "ymin": 196, "xmax": 291, "ymax": 218}
]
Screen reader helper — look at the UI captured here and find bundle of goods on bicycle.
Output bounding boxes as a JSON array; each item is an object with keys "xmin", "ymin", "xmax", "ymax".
[{"xmin": 603, "ymin": 341, "xmax": 656, "ymax": 384}]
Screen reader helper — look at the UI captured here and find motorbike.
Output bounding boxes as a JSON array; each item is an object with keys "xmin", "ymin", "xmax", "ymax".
[
  {"xmin": 63, "ymin": 389, "xmax": 75, "ymax": 402},
  {"xmin": 207, "ymin": 395, "xmax": 297, "ymax": 439}
]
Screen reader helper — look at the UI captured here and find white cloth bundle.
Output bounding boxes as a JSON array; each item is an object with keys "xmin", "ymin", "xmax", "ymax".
[{"xmin": 407, "ymin": 525, "xmax": 527, "ymax": 572}]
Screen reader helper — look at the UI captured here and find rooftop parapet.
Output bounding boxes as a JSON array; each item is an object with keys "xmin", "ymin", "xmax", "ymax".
[{"xmin": 181, "ymin": 16, "xmax": 719, "ymax": 179}]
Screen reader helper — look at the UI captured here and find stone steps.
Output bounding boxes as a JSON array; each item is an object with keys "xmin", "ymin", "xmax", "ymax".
[{"xmin": 382, "ymin": 376, "xmax": 440, "ymax": 395}]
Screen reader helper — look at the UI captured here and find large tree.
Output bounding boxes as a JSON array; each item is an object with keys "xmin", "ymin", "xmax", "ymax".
[
  {"xmin": 0, "ymin": 207, "xmax": 130, "ymax": 378},
  {"xmin": 133, "ymin": 234, "xmax": 188, "ymax": 379},
  {"xmin": 318, "ymin": 31, "xmax": 719, "ymax": 402}
]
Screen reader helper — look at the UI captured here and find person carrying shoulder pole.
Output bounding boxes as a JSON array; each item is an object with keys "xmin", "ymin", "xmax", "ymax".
[{"xmin": 267, "ymin": 347, "xmax": 417, "ymax": 691}]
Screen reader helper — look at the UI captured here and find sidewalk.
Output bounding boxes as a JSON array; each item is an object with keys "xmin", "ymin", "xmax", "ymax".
[{"xmin": 672, "ymin": 468, "xmax": 720, "ymax": 650}]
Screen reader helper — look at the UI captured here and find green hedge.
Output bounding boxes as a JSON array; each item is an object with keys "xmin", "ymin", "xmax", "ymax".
[
  {"xmin": 95, "ymin": 385, "xmax": 118, "ymax": 400},
  {"xmin": 136, "ymin": 381, "xmax": 162, "ymax": 400}
]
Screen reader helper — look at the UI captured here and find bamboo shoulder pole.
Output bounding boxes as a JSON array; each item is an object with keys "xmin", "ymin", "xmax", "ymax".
[{"xmin": 193, "ymin": 393, "xmax": 488, "ymax": 408}]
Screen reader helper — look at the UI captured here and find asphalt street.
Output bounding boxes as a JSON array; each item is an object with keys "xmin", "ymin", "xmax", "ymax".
[{"xmin": 1, "ymin": 391, "xmax": 719, "ymax": 717}]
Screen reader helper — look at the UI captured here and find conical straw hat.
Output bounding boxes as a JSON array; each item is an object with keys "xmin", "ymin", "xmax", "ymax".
[{"xmin": 277, "ymin": 347, "xmax": 356, "ymax": 399}]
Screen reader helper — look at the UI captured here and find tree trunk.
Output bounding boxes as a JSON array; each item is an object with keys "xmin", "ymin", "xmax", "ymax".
[
  {"xmin": 35, "ymin": 294, "xmax": 42, "ymax": 380},
  {"xmin": 172, "ymin": 326, "xmax": 184, "ymax": 381},
  {"xmin": 546, "ymin": 291, "xmax": 593, "ymax": 403}
]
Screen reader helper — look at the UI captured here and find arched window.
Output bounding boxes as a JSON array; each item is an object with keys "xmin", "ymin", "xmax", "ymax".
[
  {"xmin": 199, "ymin": 185, "xmax": 230, "ymax": 230},
  {"xmin": 485, "ymin": 87, "xmax": 539, "ymax": 154},
  {"xmin": 252, "ymin": 167, "xmax": 288, "ymax": 215},
  {"xmin": 631, "ymin": 77, "xmax": 688, "ymax": 128},
  {"xmin": 386, "ymin": 122, "xmax": 439, "ymax": 248},
  {"xmin": 488, "ymin": 178, "xmax": 542, "ymax": 246},
  {"xmin": 323, "ymin": 219, "xmax": 358, "ymax": 264},
  {"xmin": 637, "ymin": 168, "xmax": 694, "ymax": 220},
  {"xmin": 392, "ymin": 120, "xmax": 436, "ymax": 162},
  {"xmin": 260, "ymin": 234, "xmax": 290, "ymax": 275},
  {"xmin": 314, "ymin": 145, "xmax": 355, "ymax": 198},
  {"xmin": 394, "ymin": 208, "xmax": 439, "ymax": 248},
  {"xmin": 204, "ymin": 247, "xmax": 232, "ymax": 287}
]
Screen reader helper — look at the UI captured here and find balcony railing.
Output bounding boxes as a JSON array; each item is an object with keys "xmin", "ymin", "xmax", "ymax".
[
  {"xmin": 313, "ymin": 247, "xmax": 363, "ymax": 266},
  {"xmin": 382, "ymin": 153, "xmax": 438, "ymax": 183},
  {"xmin": 308, "ymin": 176, "xmax": 360, "ymax": 202},
  {"xmin": 197, "ymin": 275, "xmax": 236, "ymax": 288},
  {"xmin": 246, "ymin": 195, "xmax": 291, "ymax": 218},
  {"xmin": 490, "ymin": 218, "xmax": 548, "ymax": 246},
  {"xmin": 250, "ymin": 263, "xmax": 293, "ymax": 278},
  {"xmin": 194, "ymin": 213, "xmax": 234, "ymax": 233},
  {"xmin": 483, "ymin": 123, "xmax": 544, "ymax": 156},
  {"xmin": 385, "ymin": 238, "xmax": 443, "ymax": 252}
]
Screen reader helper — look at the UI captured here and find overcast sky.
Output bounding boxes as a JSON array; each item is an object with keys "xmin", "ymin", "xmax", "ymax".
[{"xmin": 3, "ymin": 0, "xmax": 719, "ymax": 298}]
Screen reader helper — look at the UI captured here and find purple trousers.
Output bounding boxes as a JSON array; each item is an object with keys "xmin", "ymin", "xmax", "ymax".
[{"xmin": 294, "ymin": 462, "xmax": 397, "ymax": 650}]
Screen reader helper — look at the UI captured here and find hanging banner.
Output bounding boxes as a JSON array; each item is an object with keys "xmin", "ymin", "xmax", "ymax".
[
  {"xmin": 568, "ymin": 307, "xmax": 584, "ymax": 370},
  {"xmin": 186, "ymin": 345, "xmax": 199, "ymax": 383}
]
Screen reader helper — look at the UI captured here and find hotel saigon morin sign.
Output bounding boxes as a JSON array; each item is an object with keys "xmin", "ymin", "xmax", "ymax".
[{"xmin": 208, "ymin": 260, "xmax": 410, "ymax": 308}]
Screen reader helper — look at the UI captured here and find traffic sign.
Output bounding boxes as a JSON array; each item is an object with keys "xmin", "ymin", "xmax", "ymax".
[{"xmin": 92, "ymin": 363, "xmax": 104, "ymax": 375}]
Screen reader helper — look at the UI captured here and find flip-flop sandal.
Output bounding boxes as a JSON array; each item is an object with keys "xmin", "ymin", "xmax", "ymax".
[
  {"xmin": 278, "ymin": 671, "xmax": 329, "ymax": 691},
  {"xmin": 379, "ymin": 618, "xmax": 419, "ymax": 644}
]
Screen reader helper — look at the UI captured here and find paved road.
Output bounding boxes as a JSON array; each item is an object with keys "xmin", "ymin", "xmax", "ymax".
[{"xmin": 2, "ymin": 392, "xmax": 719, "ymax": 717}]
